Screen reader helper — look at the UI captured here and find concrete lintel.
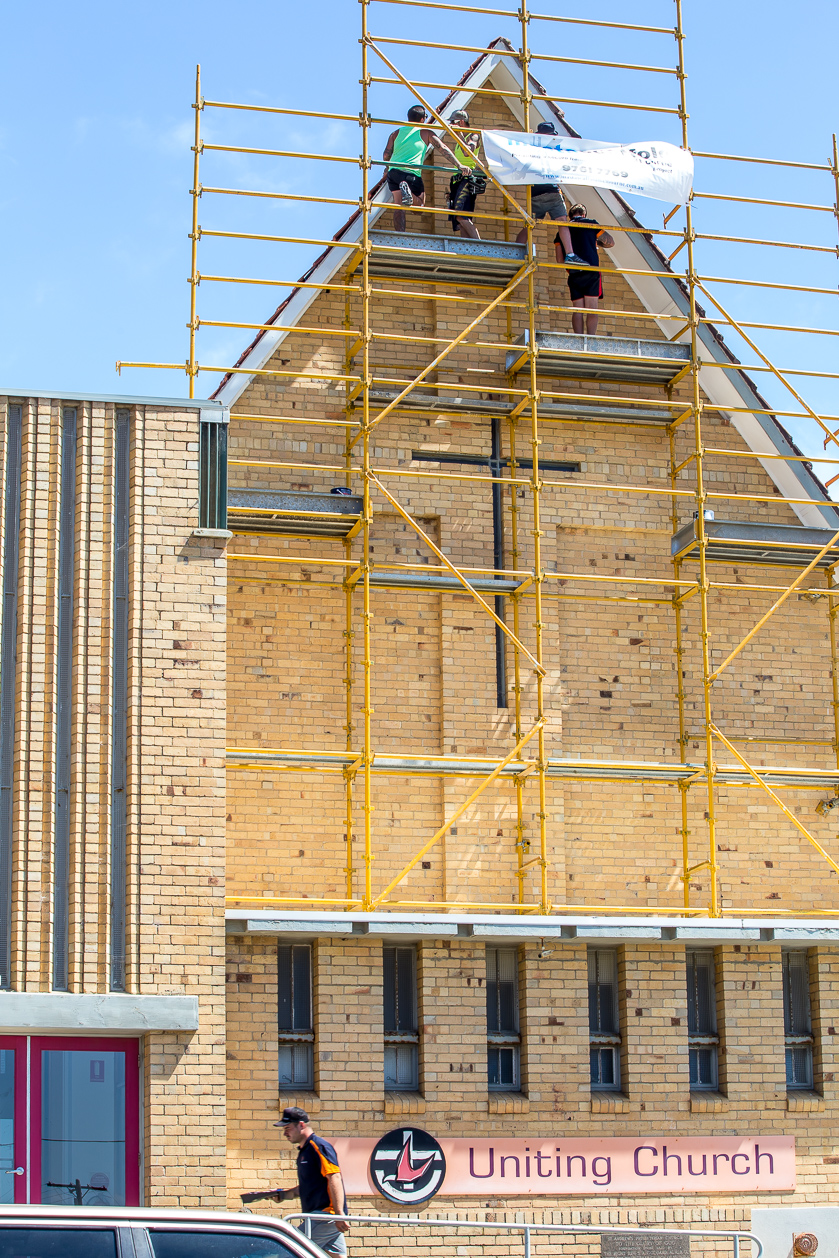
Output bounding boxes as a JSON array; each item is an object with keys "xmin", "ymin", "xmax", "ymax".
[
  {"xmin": 0, "ymin": 993, "xmax": 199, "ymax": 1034},
  {"xmin": 225, "ymin": 910, "xmax": 839, "ymax": 946},
  {"xmin": 365, "ymin": 921, "xmax": 459, "ymax": 937},
  {"xmin": 668, "ymin": 926, "xmax": 763, "ymax": 942},
  {"xmin": 240, "ymin": 918, "xmax": 355, "ymax": 936}
]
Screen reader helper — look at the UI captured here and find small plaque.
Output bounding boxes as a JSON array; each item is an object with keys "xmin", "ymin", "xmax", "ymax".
[{"xmin": 602, "ymin": 1235, "xmax": 690, "ymax": 1258}]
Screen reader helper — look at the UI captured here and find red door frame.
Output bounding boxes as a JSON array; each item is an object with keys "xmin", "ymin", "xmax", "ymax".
[
  {"xmin": 0, "ymin": 1037, "xmax": 28, "ymax": 1204},
  {"xmin": 2, "ymin": 1036, "xmax": 141, "ymax": 1206}
]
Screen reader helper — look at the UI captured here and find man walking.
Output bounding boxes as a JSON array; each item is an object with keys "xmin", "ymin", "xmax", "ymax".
[
  {"xmin": 383, "ymin": 105, "xmax": 467, "ymax": 231},
  {"xmin": 555, "ymin": 201, "xmax": 615, "ymax": 334},
  {"xmin": 241, "ymin": 1107, "xmax": 350, "ymax": 1256}
]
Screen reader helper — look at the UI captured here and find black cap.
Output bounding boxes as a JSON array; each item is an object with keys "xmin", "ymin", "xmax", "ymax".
[
  {"xmin": 274, "ymin": 1106, "xmax": 309, "ymax": 1127},
  {"xmin": 536, "ymin": 122, "xmax": 558, "ymax": 134}
]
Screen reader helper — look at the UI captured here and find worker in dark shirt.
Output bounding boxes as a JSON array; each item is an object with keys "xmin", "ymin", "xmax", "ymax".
[
  {"xmin": 241, "ymin": 1107, "xmax": 349, "ymax": 1256},
  {"xmin": 555, "ymin": 201, "xmax": 615, "ymax": 334},
  {"xmin": 515, "ymin": 121, "xmax": 585, "ymax": 265}
]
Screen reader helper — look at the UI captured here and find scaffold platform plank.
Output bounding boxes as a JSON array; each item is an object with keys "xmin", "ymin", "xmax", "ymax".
[
  {"xmin": 672, "ymin": 517, "xmax": 839, "ymax": 567},
  {"xmin": 228, "ymin": 488, "xmax": 362, "ymax": 536},
  {"xmin": 225, "ymin": 747, "xmax": 839, "ymax": 789},
  {"xmin": 367, "ymin": 230, "xmax": 527, "ymax": 286},
  {"xmin": 360, "ymin": 389, "xmax": 675, "ymax": 426},
  {"xmin": 506, "ymin": 331, "xmax": 691, "ymax": 383},
  {"xmin": 367, "ymin": 570, "xmax": 522, "ymax": 593}
]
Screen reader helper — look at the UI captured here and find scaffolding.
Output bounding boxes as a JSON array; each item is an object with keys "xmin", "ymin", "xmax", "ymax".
[{"xmin": 120, "ymin": 0, "xmax": 839, "ymax": 920}]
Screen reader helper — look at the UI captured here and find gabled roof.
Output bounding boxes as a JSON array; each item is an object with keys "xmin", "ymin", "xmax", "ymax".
[{"xmin": 212, "ymin": 40, "xmax": 838, "ymax": 529}]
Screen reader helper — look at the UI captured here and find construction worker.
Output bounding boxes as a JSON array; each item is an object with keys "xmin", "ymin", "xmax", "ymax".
[
  {"xmin": 447, "ymin": 109, "xmax": 486, "ymax": 239},
  {"xmin": 241, "ymin": 1107, "xmax": 350, "ymax": 1256},
  {"xmin": 383, "ymin": 105, "xmax": 467, "ymax": 231},
  {"xmin": 555, "ymin": 202, "xmax": 615, "ymax": 334},
  {"xmin": 515, "ymin": 121, "xmax": 586, "ymax": 266}
]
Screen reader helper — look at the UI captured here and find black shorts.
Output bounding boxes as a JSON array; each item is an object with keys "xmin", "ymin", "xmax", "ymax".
[
  {"xmin": 386, "ymin": 169, "xmax": 424, "ymax": 197},
  {"xmin": 448, "ymin": 175, "xmax": 477, "ymax": 229},
  {"xmin": 568, "ymin": 270, "xmax": 603, "ymax": 300}
]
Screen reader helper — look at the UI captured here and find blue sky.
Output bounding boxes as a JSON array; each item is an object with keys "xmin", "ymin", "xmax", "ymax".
[{"xmin": 1, "ymin": 0, "xmax": 837, "ymax": 467}]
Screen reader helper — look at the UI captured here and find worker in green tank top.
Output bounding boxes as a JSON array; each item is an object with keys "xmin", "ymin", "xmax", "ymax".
[{"xmin": 383, "ymin": 105, "xmax": 467, "ymax": 231}]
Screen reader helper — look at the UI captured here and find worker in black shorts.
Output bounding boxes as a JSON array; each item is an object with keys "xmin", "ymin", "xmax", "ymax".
[
  {"xmin": 241, "ymin": 1107, "xmax": 350, "ymax": 1256},
  {"xmin": 447, "ymin": 109, "xmax": 485, "ymax": 239},
  {"xmin": 555, "ymin": 202, "xmax": 615, "ymax": 335},
  {"xmin": 515, "ymin": 122, "xmax": 585, "ymax": 265}
]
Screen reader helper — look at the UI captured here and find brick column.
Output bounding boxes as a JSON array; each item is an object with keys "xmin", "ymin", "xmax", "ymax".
[
  {"xmin": 716, "ymin": 943, "xmax": 786, "ymax": 1110},
  {"xmin": 418, "ymin": 938, "xmax": 487, "ymax": 1121},
  {"xmin": 619, "ymin": 943, "xmax": 689, "ymax": 1119},
  {"xmin": 519, "ymin": 940, "xmax": 589, "ymax": 1114},
  {"xmin": 314, "ymin": 937, "xmax": 384, "ymax": 1128}
]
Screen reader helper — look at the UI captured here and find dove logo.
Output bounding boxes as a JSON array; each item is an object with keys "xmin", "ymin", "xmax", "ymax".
[{"xmin": 369, "ymin": 1127, "xmax": 446, "ymax": 1203}]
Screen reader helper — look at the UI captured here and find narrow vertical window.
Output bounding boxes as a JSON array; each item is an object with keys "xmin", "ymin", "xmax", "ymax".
[
  {"xmin": 198, "ymin": 417, "xmax": 227, "ymax": 530},
  {"xmin": 486, "ymin": 946, "xmax": 520, "ymax": 1091},
  {"xmin": 0, "ymin": 405, "xmax": 21, "ymax": 990},
  {"xmin": 384, "ymin": 945, "xmax": 418, "ymax": 1091},
  {"xmin": 783, "ymin": 950, "xmax": 813, "ymax": 1090},
  {"xmin": 588, "ymin": 947, "xmax": 620, "ymax": 1090},
  {"xmin": 686, "ymin": 948, "xmax": 718, "ymax": 1090},
  {"xmin": 53, "ymin": 406, "xmax": 76, "ymax": 992},
  {"xmin": 278, "ymin": 944, "xmax": 313, "ymax": 1090},
  {"xmin": 110, "ymin": 409, "xmax": 130, "ymax": 992}
]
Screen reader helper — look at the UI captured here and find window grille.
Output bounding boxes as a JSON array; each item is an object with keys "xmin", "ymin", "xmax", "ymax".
[
  {"xmin": 384, "ymin": 945, "xmax": 419, "ymax": 1091},
  {"xmin": 278, "ymin": 944, "xmax": 313, "ymax": 1089},
  {"xmin": 782, "ymin": 950, "xmax": 813, "ymax": 1090},
  {"xmin": 486, "ymin": 946, "xmax": 520, "ymax": 1091},
  {"xmin": 588, "ymin": 948, "xmax": 620, "ymax": 1091},
  {"xmin": 686, "ymin": 948, "xmax": 718, "ymax": 1090}
]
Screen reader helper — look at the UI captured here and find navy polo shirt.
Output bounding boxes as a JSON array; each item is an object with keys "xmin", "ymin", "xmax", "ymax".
[{"xmin": 296, "ymin": 1134, "xmax": 346, "ymax": 1214}]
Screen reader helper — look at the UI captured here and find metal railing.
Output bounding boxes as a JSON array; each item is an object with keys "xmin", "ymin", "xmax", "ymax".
[{"xmin": 284, "ymin": 1212, "xmax": 763, "ymax": 1258}]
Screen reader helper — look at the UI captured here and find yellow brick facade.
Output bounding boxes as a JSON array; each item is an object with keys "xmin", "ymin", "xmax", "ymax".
[{"xmin": 219, "ymin": 75, "xmax": 839, "ymax": 1244}]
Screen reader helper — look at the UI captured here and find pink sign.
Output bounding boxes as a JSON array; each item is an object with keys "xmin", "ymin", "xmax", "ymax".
[{"xmin": 334, "ymin": 1135, "xmax": 795, "ymax": 1196}]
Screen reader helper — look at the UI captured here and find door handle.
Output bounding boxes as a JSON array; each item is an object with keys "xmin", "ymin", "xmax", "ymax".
[{"xmin": 5, "ymin": 1168, "xmax": 23, "ymax": 1175}]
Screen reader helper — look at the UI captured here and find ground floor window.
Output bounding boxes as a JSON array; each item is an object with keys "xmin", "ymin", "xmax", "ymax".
[{"xmin": 0, "ymin": 1036, "xmax": 139, "ymax": 1206}]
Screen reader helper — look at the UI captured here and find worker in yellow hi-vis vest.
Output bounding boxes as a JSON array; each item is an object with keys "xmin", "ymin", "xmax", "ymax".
[
  {"xmin": 383, "ymin": 105, "xmax": 467, "ymax": 231},
  {"xmin": 447, "ymin": 109, "xmax": 486, "ymax": 240}
]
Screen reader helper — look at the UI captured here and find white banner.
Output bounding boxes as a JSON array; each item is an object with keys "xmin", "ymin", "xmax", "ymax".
[{"xmin": 481, "ymin": 130, "xmax": 694, "ymax": 204}]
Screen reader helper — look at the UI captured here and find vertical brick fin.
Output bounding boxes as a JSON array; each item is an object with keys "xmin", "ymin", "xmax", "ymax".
[
  {"xmin": 0, "ymin": 405, "xmax": 22, "ymax": 989},
  {"xmin": 52, "ymin": 405, "xmax": 76, "ymax": 992},
  {"xmin": 110, "ymin": 408, "xmax": 130, "ymax": 991}
]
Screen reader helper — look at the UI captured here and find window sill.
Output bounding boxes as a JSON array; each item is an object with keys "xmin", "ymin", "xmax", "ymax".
[
  {"xmin": 384, "ymin": 1092, "xmax": 426, "ymax": 1116},
  {"xmin": 787, "ymin": 1091, "xmax": 824, "ymax": 1112},
  {"xmin": 590, "ymin": 1092, "xmax": 629, "ymax": 1114},
  {"xmin": 488, "ymin": 1092, "xmax": 529, "ymax": 1115},
  {"xmin": 690, "ymin": 1091, "xmax": 728, "ymax": 1114},
  {"xmin": 278, "ymin": 1092, "xmax": 321, "ymax": 1115}
]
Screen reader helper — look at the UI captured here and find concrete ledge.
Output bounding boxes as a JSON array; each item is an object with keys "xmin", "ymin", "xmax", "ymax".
[
  {"xmin": 0, "ymin": 992, "xmax": 199, "ymax": 1033},
  {"xmin": 226, "ymin": 910, "xmax": 839, "ymax": 945}
]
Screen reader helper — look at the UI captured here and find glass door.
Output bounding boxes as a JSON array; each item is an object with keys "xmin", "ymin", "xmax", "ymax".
[{"xmin": 0, "ymin": 1036, "xmax": 140, "ymax": 1205}]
